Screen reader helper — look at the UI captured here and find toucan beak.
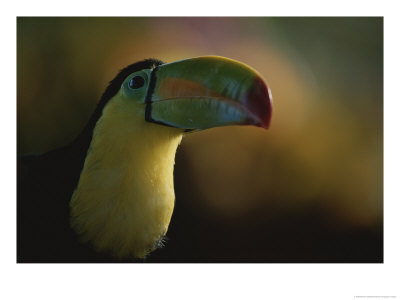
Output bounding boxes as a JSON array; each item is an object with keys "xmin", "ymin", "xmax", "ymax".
[{"xmin": 145, "ymin": 56, "xmax": 272, "ymax": 130}]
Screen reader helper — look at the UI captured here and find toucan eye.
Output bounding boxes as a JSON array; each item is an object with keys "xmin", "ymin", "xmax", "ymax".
[{"xmin": 129, "ymin": 76, "xmax": 145, "ymax": 89}]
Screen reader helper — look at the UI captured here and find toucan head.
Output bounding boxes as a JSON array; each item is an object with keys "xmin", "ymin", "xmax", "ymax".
[
  {"xmin": 96, "ymin": 56, "xmax": 272, "ymax": 133},
  {"xmin": 71, "ymin": 56, "xmax": 272, "ymax": 259}
]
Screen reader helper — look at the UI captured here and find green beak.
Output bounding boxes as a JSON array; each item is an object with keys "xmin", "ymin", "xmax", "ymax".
[{"xmin": 145, "ymin": 56, "xmax": 272, "ymax": 130}]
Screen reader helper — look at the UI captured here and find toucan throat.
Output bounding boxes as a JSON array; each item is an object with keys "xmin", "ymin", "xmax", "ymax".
[{"xmin": 70, "ymin": 93, "xmax": 183, "ymax": 259}]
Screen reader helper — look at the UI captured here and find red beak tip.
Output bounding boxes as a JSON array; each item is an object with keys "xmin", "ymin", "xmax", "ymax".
[{"xmin": 248, "ymin": 77, "xmax": 272, "ymax": 130}]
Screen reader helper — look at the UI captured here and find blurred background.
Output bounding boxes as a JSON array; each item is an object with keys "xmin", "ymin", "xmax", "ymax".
[{"xmin": 17, "ymin": 17, "xmax": 383, "ymax": 262}]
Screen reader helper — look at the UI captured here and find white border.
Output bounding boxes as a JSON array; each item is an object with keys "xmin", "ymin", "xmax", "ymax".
[{"xmin": 2, "ymin": 1, "xmax": 399, "ymax": 299}]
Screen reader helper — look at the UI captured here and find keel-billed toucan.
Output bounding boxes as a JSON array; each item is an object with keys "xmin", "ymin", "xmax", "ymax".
[{"xmin": 17, "ymin": 56, "xmax": 272, "ymax": 262}]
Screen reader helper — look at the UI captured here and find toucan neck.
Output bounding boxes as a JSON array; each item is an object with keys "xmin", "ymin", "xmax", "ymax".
[{"xmin": 70, "ymin": 96, "xmax": 183, "ymax": 259}]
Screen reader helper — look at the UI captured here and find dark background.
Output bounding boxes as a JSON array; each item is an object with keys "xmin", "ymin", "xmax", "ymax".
[{"xmin": 17, "ymin": 17, "xmax": 383, "ymax": 262}]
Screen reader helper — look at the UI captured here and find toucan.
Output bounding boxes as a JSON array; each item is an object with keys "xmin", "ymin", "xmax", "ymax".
[{"xmin": 17, "ymin": 56, "xmax": 272, "ymax": 262}]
